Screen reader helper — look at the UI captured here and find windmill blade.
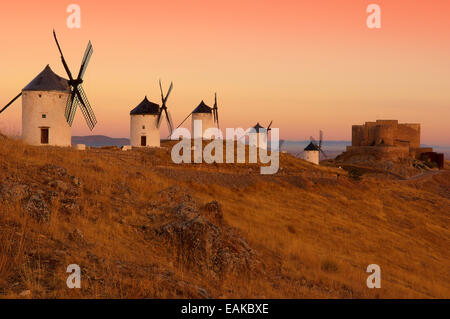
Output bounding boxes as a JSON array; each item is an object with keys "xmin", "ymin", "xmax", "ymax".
[
  {"xmin": 0, "ymin": 93, "xmax": 22, "ymax": 114},
  {"xmin": 159, "ymin": 79, "xmax": 165, "ymax": 103},
  {"xmin": 75, "ymin": 85, "xmax": 97, "ymax": 130},
  {"xmin": 215, "ymin": 109, "xmax": 220, "ymax": 128},
  {"xmin": 213, "ymin": 93, "xmax": 219, "ymax": 127},
  {"xmin": 320, "ymin": 148, "xmax": 328, "ymax": 159},
  {"xmin": 53, "ymin": 30, "xmax": 75, "ymax": 81},
  {"xmin": 156, "ymin": 109, "xmax": 163, "ymax": 129},
  {"xmin": 165, "ymin": 82, "xmax": 173, "ymax": 101},
  {"xmin": 267, "ymin": 120, "xmax": 273, "ymax": 131},
  {"xmin": 175, "ymin": 112, "xmax": 193, "ymax": 130},
  {"xmin": 77, "ymin": 41, "xmax": 93, "ymax": 80},
  {"xmin": 164, "ymin": 108, "xmax": 174, "ymax": 135},
  {"xmin": 65, "ymin": 90, "xmax": 78, "ymax": 126}
]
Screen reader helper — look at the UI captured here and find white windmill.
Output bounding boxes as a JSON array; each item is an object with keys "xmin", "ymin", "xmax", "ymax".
[
  {"xmin": 249, "ymin": 121, "xmax": 272, "ymax": 150},
  {"xmin": 302, "ymin": 130, "xmax": 327, "ymax": 165},
  {"xmin": 0, "ymin": 31, "xmax": 97, "ymax": 146},
  {"xmin": 129, "ymin": 80, "xmax": 174, "ymax": 148},
  {"xmin": 176, "ymin": 93, "xmax": 220, "ymax": 139}
]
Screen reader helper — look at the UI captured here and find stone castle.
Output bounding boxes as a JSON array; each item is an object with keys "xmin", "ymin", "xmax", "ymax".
[{"xmin": 345, "ymin": 120, "xmax": 433, "ymax": 161}]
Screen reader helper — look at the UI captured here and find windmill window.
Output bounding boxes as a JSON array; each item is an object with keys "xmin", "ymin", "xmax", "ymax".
[
  {"xmin": 142, "ymin": 125, "xmax": 146, "ymax": 129},
  {"xmin": 38, "ymin": 94, "xmax": 42, "ymax": 98},
  {"xmin": 42, "ymin": 114, "xmax": 47, "ymax": 119}
]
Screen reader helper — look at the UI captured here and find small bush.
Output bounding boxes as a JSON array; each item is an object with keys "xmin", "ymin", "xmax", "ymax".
[
  {"xmin": 321, "ymin": 259, "xmax": 339, "ymax": 273},
  {"xmin": 348, "ymin": 168, "xmax": 363, "ymax": 181}
]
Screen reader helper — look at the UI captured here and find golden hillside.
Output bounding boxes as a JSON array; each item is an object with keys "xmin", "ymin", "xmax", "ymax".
[{"xmin": 0, "ymin": 135, "xmax": 449, "ymax": 298}]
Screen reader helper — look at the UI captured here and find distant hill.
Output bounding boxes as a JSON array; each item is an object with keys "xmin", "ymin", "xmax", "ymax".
[{"xmin": 72, "ymin": 135, "xmax": 130, "ymax": 147}]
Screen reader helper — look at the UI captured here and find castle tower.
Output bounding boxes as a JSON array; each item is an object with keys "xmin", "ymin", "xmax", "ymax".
[
  {"xmin": 130, "ymin": 97, "xmax": 160, "ymax": 147},
  {"xmin": 303, "ymin": 142, "xmax": 320, "ymax": 165},
  {"xmin": 21, "ymin": 65, "xmax": 71, "ymax": 147},
  {"xmin": 191, "ymin": 100, "xmax": 215, "ymax": 139}
]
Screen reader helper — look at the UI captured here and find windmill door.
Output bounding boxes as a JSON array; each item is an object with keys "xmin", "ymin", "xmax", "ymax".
[
  {"xmin": 41, "ymin": 128, "xmax": 49, "ymax": 144},
  {"xmin": 141, "ymin": 136, "xmax": 147, "ymax": 147}
]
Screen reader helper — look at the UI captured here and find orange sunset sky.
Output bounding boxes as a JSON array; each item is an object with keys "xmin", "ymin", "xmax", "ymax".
[{"xmin": 0, "ymin": 0, "xmax": 449, "ymax": 145}]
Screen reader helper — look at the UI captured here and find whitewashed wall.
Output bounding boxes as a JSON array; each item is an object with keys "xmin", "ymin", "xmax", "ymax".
[
  {"xmin": 130, "ymin": 114, "xmax": 160, "ymax": 147},
  {"xmin": 22, "ymin": 90, "xmax": 71, "ymax": 147},
  {"xmin": 192, "ymin": 113, "xmax": 215, "ymax": 139},
  {"xmin": 303, "ymin": 150, "xmax": 320, "ymax": 165}
]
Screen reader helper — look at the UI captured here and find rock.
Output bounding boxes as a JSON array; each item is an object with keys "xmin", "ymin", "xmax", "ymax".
[
  {"xmin": 41, "ymin": 164, "xmax": 67, "ymax": 177},
  {"xmin": 153, "ymin": 197, "xmax": 258, "ymax": 275},
  {"xmin": 1, "ymin": 183, "xmax": 30, "ymax": 201},
  {"xmin": 202, "ymin": 201, "xmax": 223, "ymax": 224},
  {"xmin": 70, "ymin": 176, "xmax": 82, "ymax": 187},
  {"xmin": 60, "ymin": 198, "xmax": 80, "ymax": 213},
  {"xmin": 19, "ymin": 290, "xmax": 31, "ymax": 297},
  {"xmin": 69, "ymin": 228, "xmax": 86, "ymax": 245},
  {"xmin": 25, "ymin": 194, "xmax": 50, "ymax": 223},
  {"xmin": 49, "ymin": 180, "xmax": 69, "ymax": 192}
]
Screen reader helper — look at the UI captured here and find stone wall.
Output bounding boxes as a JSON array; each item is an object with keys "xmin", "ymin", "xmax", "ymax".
[{"xmin": 351, "ymin": 120, "xmax": 420, "ymax": 149}]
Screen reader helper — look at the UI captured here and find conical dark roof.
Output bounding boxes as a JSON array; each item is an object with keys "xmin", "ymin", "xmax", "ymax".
[
  {"xmin": 130, "ymin": 97, "xmax": 160, "ymax": 115},
  {"xmin": 23, "ymin": 65, "xmax": 70, "ymax": 92},
  {"xmin": 304, "ymin": 142, "xmax": 319, "ymax": 151},
  {"xmin": 252, "ymin": 123, "xmax": 266, "ymax": 133},
  {"xmin": 192, "ymin": 100, "xmax": 212, "ymax": 114}
]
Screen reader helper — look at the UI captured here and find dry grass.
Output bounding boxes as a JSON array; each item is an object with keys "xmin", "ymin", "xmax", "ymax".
[{"xmin": 0, "ymin": 135, "xmax": 449, "ymax": 299}]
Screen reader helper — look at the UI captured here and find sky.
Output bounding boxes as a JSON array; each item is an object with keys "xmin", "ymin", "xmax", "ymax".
[{"xmin": 0, "ymin": 0, "xmax": 449, "ymax": 145}]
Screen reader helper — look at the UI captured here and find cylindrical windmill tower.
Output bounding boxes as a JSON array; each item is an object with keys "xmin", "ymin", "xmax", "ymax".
[
  {"xmin": 21, "ymin": 65, "xmax": 71, "ymax": 146},
  {"xmin": 191, "ymin": 101, "xmax": 214, "ymax": 139},
  {"xmin": 130, "ymin": 97, "xmax": 160, "ymax": 147},
  {"xmin": 303, "ymin": 142, "xmax": 320, "ymax": 165},
  {"xmin": 249, "ymin": 123, "xmax": 268, "ymax": 150}
]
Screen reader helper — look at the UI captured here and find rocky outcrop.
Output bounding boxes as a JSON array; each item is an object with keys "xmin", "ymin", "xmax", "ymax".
[
  {"xmin": 0, "ymin": 164, "xmax": 82, "ymax": 222},
  {"xmin": 149, "ymin": 187, "xmax": 259, "ymax": 276}
]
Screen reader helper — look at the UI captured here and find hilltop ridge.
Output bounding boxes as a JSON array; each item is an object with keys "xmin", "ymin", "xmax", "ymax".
[{"xmin": 0, "ymin": 135, "xmax": 449, "ymax": 298}]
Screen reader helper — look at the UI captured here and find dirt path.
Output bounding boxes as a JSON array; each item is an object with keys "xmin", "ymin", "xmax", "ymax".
[{"xmin": 401, "ymin": 169, "xmax": 444, "ymax": 182}]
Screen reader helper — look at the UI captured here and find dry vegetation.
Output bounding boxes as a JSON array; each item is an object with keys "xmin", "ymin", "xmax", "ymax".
[{"xmin": 0, "ymin": 134, "xmax": 449, "ymax": 299}]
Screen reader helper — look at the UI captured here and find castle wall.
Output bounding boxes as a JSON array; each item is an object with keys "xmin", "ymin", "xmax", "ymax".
[
  {"xmin": 344, "ymin": 145, "xmax": 410, "ymax": 161},
  {"xmin": 396, "ymin": 124, "xmax": 420, "ymax": 148},
  {"xmin": 365, "ymin": 122, "xmax": 377, "ymax": 146},
  {"xmin": 374, "ymin": 125, "xmax": 395, "ymax": 146},
  {"xmin": 352, "ymin": 125, "xmax": 364, "ymax": 146},
  {"xmin": 352, "ymin": 120, "xmax": 421, "ymax": 150}
]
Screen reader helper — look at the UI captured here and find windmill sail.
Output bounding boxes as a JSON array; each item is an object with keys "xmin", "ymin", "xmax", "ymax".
[
  {"xmin": 0, "ymin": 93, "xmax": 22, "ymax": 114},
  {"xmin": 53, "ymin": 30, "xmax": 97, "ymax": 131},
  {"xmin": 158, "ymin": 80, "xmax": 174, "ymax": 136}
]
